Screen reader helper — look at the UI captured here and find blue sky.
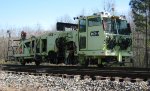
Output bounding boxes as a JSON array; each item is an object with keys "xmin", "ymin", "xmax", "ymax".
[{"xmin": 0, "ymin": 0, "xmax": 131, "ymax": 30}]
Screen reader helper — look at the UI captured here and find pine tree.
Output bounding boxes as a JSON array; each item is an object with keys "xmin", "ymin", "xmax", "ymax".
[{"xmin": 129, "ymin": 0, "xmax": 150, "ymax": 31}]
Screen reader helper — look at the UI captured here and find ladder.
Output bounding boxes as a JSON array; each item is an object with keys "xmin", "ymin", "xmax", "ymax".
[{"xmin": 6, "ymin": 30, "xmax": 18, "ymax": 61}]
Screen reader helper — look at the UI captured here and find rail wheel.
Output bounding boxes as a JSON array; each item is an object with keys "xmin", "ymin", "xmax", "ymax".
[
  {"xmin": 74, "ymin": 56, "xmax": 79, "ymax": 65},
  {"xmin": 66, "ymin": 51, "xmax": 75, "ymax": 65},
  {"xmin": 20, "ymin": 58, "xmax": 26, "ymax": 66},
  {"xmin": 48, "ymin": 51, "xmax": 57, "ymax": 64},
  {"xmin": 79, "ymin": 56, "xmax": 89, "ymax": 67},
  {"xmin": 34, "ymin": 55, "xmax": 41, "ymax": 66},
  {"xmin": 21, "ymin": 61, "xmax": 26, "ymax": 66},
  {"xmin": 97, "ymin": 58, "xmax": 104, "ymax": 68},
  {"xmin": 97, "ymin": 64, "xmax": 104, "ymax": 68},
  {"xmin": 56, "ymin": 52, "xmax": 65, "ymax": 64},
  {"xmin": 35, "ymin": 61, "xmax": 40, "ymax": 66}
]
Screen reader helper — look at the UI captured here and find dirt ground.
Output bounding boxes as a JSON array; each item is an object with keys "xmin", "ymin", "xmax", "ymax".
[
  {"xmin": 0, "ymin": 86, "xmax": 36, "ymax": 91},
  {"xmin": 0, "ymin": 86, "xmax": 17, "ymax": 91}
]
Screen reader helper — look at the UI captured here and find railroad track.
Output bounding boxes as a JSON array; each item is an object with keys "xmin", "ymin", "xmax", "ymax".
[{"xmin": 1, "ymin": 64, "xmax": 150, "ymax": 82}]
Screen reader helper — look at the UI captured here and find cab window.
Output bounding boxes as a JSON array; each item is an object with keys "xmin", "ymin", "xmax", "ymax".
[
  {"xmin": 79, "ymin": 19, "xmax": 86, "ymax": 32},
  {"xmin": 88, "ymin": 17, "xmax": 101, "ymax": 27}
]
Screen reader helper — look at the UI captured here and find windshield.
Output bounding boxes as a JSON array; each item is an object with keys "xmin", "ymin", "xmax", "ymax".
[
  {"xmin": 103, "ymin": 18, "xmax": 131, "ymax": 35},
  {"xmin": 116, "ymin": 19, "xmax": 131, "ymax": 35},
  {"xmin": 103, "ymin": 18, "xmax": 117, "ymax": 34}
]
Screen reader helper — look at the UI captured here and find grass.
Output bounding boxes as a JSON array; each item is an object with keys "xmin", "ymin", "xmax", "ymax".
[{"xmin": 0, "ymin": 59, "xmax": 19, "ymax": 65}]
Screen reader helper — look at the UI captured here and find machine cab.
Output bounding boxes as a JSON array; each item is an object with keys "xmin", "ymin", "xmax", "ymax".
[
  {"xmin": 77, "ymin": 12, "xmax": 132, "ymax": 62},
  {"xmin": 78, "ymin": 15, "xmax": 105, "ymax": 52}
]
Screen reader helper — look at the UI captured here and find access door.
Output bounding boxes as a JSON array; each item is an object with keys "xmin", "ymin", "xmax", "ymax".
[
  {"xmin": 87, "ymin": 16, "xmax": 105, "ymax": 50},
  {"xmin": 78, "ymin": 18, "xmax": 87, "ymax": 51}
]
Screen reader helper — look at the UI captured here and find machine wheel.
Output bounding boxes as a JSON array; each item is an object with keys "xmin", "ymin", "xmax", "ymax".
[
  {"xmin": 67, "ymin": 51, "xmax": 75, "ymax": 65},
  {"xmin": 21, "ymin": 60, "xmax": 26, "ymax": 66},
  {"xmin": 20, "ymin": 58, "xmax": 26, "ymax": 66},
  {"xmin": 35, "ymin": 61, "xmax": 40, "ymax": 66},
  {"xmin": 97, "ymin": 59, "xmax": 104, "ymax": 68},
  {"xmin": 34, "ymin": 55, "xmax": 42, "ymax": 66},
  {"xmin": 21, "ymin": 62, "xmax": 26, "ymax": 66},
  {"xmin": 73, "ymin": 56, "xmax": 79, "ymax": 65},
  {"xmin": 48, "ymin": 51, "xmax": 57, "ymax": 64},
  {"xmin": 85, "ymin": 59, "xmax": 89, "ymax": 67},
  {"xmin": 56, "ymin": 52, "xmax": 65, "ymax": 64},
  {"xmin": 81, "ymin": 58, "xmax": 89, "ymax": 67},
  {"xmin": 97, "ymin": 64, "xmax": 104, "ymax": 68}
]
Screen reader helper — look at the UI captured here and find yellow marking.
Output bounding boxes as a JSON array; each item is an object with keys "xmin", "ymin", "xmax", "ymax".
[{"xmin": 88, "ymin": 16, "xmax": 97, "ymax": 19}]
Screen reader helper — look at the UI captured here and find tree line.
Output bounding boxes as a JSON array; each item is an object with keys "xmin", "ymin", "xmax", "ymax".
[{"xmin": 130, "ymin": 0, "xmax": 150, "ymax": 67}]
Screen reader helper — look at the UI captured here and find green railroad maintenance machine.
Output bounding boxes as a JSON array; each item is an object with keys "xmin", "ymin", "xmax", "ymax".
[{"xmin": 13, "ymin": 12, "xmax": 133, "ymax": 67}]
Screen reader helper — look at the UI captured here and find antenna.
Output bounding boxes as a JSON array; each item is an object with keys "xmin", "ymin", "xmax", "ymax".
[
  {"xmin": 104, "ymin": 0, "xmax": 115, "ymax": 14},
  {"xmin": 112, "ymin": 3, "xmax": 115, "ymax": 16},
  {"xmin": 104, "ymin": 0, "xmax": 106, "ymax": 11},
  {"xmin": 111, "ymin": 0, "xmax": 115, "ymax": 16}
]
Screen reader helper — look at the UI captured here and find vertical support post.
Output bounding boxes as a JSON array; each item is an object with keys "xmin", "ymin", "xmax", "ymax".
[
  {"xmin": 97, "ymin": 57, "xmax": 104, "ymax": 67},
  {"xmin": 148, "ymin": 0, "xmax": 150, "ymax": 67},
  {"xmin": 118, "ymin": 52, "xmax": 122, "ymax": 63},
  {"xmin": 34, "ymin": 39, "xmax": 36, "ymax": 58},
  {"xmin": 7, "ymin": 30, "xmax": 11, "ymax": 61},
  {"xmin": 145, "ymin": 1, "xmax": 148, "ymax": 68},
  {"xmin": 79, "ymin": 55, "xmax": 84, "ymax": 65},
  {"xmin": 98, "ymin": 58, "xmax": 102, "ymax": 65}
]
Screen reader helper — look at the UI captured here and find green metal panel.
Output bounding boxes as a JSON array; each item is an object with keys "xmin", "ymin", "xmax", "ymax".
[
  {"xmin": 24, "ymin": 48, "xmax": 30, "ymax": 56},
  {"xmin": 86, "ymin": 16, "xmax": 105, "ymax": 51},
  {"xmin": 47, "ymin": 32, "xmax": 61, "ymax": 52},
  {"xmin": 87, "ymin": 26, "xmax": 105, "ymax": 50}
]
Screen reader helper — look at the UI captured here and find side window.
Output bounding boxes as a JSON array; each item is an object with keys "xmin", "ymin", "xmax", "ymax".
[
  {"xmin": 88, "ymin": 17, "xmax": 101, "ymax": 27},
  {"xmin": 79, "ymin": 37, "xmax": 86, "ymax": 49},
  {"xmin": 36, "ymin": 39, "xmax": 40, "ymax": 53},
  {"xmin": 79, "ymin": 19, "xmax": 86, "ymax": 32},
  {"xmin": 42, "ymin": 39, "xmax": 47, "ymax": 52},
  {"xmin": 25, "ymin": 42, "xmax": 30, "ymax": 48}
]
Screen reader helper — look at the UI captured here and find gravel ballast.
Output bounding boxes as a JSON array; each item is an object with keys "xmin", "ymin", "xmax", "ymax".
[{"xmin": 0, "ymin": 71, "xmax": 150, "ymax": 91}]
